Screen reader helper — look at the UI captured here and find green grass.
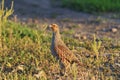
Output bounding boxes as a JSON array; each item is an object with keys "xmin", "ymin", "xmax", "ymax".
[
  {"xmin": 0, "ymin": 21, "xmax": 54, "ymax": 80},
  {"xmin": 62, "ymin": 0, "xmax": 120, "ymax": 13}
]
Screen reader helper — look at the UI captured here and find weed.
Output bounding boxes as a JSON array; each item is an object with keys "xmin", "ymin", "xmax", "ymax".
[
  {"xmin": 0, "ymin": 0, "xmax": 13, "ymax": 49},
  {"xmin": 70, "ymin": 63, "xmax": 78, "ymax": 80},
  {"xmin": 90, "ymin": 34, "xmax": 102, "ymax": 59}
]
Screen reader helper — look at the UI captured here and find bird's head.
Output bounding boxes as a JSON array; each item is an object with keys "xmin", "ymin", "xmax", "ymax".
[{"xmin": 49, "ymin": 24, "xmax": 59, "ymax": 33}]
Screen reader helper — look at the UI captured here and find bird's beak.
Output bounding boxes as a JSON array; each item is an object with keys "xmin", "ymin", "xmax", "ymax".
[
  {"xmin": 49, "ymin": 24, "xmax": 52, "ymax": 28},
  {"xmin": 47, "ymin": 24, "xmax": 52, "ymax": 30}
]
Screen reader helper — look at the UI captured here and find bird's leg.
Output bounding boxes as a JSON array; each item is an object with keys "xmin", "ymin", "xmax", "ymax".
[
  {"xmin": 60, "ymin": 68, "xmax": 68, "ymax": 77},
  {"xmin": 59, "ymin": 62, "xmax": 71, "ymax": 77},
  {"xmin": 59, "ymin": 61, "xmax": 65, "ymax": 76}
]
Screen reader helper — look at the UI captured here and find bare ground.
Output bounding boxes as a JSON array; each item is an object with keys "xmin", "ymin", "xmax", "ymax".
[{"xmin": 7, "ymin": 0, "xmax": 120, "ymax": 40}]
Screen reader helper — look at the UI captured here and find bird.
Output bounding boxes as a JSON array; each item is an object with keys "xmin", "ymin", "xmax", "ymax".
[{"xmin": 49, "ymin": 24, "xmax": 83, "ymax": 70}]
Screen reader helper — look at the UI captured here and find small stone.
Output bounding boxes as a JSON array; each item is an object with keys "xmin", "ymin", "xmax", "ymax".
[
  {"xmin": 21, "ymin": 22, "xmax": 26, "ymax": 25},
  {"xmin": 118, "ymin": 25, "xmax": 120, "ymax": 29},
  {"xmin": 34, "ymin": 70, "xmax": 47, "ymax": 79},
  {"xmin": 111, "ymin": 28, "xmax": 117, "ymax": 33},
  {"xmin": 115, "ymin": 63, "xmax": 120, "ymax": 67},
  {"xmin": 81, "ymin": 35, "xmax": 87, "ymax": 40},
  {"xmin": 17, "ymin": 65, "xmax": 24, "ymax": 71},
  {"xmin": 27, "ymin": 18, "xmax": 33, "ymax": 24},
  {"xmin": 73, "ymin": 33, "xmax": 80, "ymax": 39},
  {"xmin": 34, "ymin": 19, "xmax": 39, "ymax": 24}
]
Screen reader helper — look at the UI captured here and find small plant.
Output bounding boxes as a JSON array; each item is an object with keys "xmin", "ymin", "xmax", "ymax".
[
  {"xmin": 70, "ymin": 63, "xmax": 78, "ymax": 80},
  {"xmin": 90, "ymin": 34, "xmax": 102, "ymax": 59},
  {"xmin": 0, "ymin": 0, "xmax": 13, "ymax": 50}
]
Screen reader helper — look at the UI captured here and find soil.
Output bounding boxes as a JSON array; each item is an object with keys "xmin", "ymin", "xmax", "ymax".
[{"xmin": 6, "ymin": 0, "xmax": 120, "ymax": 40}]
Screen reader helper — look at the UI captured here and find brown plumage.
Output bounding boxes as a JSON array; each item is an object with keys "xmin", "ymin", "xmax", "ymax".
[{"xmin": 49, "ymin": 24, "xmax": 83, "ymax": 69}]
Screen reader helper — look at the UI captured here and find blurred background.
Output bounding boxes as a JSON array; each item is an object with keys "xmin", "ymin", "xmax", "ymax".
[
  {"xmin": 4, "ymin": 0, "xmax": 93, "ymax": 20},
  {"xmin": 2, "ymin": 0, "xmax": 120, "ymax": 41},
  {"xmin": 4, "ymin": 0, "xmax": 120, "ymax": 21}
]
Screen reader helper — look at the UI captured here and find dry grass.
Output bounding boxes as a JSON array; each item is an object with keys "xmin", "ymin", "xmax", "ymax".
[
  {"xmin": 0, "ymin": 21, "xmax": 119, "ymax": 80},
  {"xmin": 0, "ymin": 0, "xmax": 120, "ymax": 80}
]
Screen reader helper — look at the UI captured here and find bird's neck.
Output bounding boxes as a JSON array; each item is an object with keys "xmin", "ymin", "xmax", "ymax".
[{"xmin": 52, "ymin": 31, "xmax": 61, "ymax": 42}]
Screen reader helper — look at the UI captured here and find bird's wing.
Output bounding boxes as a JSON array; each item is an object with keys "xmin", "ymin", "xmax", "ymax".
[{"xmin": 54, "ymin": 44, "xmax": 78, "ymax": 63}]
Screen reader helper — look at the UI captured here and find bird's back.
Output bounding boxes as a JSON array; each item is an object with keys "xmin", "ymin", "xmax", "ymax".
[{"xmin": 54, "ymin": 37, "xmax": 79, "ymax": 66}]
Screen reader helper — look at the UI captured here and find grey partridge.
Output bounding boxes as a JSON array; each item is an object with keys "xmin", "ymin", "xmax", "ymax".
[{"xmin": 49, "ymin": 24, "xmax": 83, "ymax": 69}]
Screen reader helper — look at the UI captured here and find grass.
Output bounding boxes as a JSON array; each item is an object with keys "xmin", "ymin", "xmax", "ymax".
[
  {"xmin": 0, "ymin": 0, "xmax": 13, "ymax": 49},
  {"xmin": 0, "ymin": 0, "xmax": 120, "ymax": 79},
  {"xmin": 90, "ymin": 34, "xmax": 102, "ymax": 59},
  {"xmin": 62, "ymin": 0, "xmax": 120, "ymax": 13},
  {"xmin": 0, "ymin": 22, "xmax": 119, "ymax": 80}
]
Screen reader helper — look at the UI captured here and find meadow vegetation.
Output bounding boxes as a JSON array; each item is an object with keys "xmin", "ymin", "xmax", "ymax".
[
  {"xmin": 0, "ymin": 0, "xmax": 120, "ymax": 80},
  {"xmin": 62, "ymin": 0, "xmax": 120, "ymax": 13}
]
